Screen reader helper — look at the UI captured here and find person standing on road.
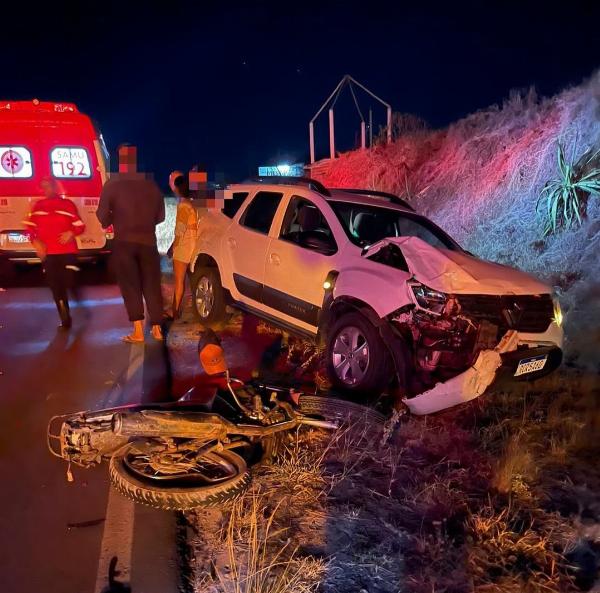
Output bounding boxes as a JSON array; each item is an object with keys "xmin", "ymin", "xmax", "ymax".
[
  {"xmin": 97, "ymin": 144, "xmax": 165, "ymax": 343},
  {"xmin": 23, "ymin": 177, "xmax": 85, "ymax": 329},
  {"xmin": 168, "ymin": 172, "xmax": 198, "ymax": 319}
]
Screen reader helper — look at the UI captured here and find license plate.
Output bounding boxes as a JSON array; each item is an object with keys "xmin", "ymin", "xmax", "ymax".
[
  {"xmin": 514, "ymin": 354, "xmax": 548, "ymax": 376},
  {"xmin": 8, "ymin": 232, "xmax": 29, "ymax": 244}
]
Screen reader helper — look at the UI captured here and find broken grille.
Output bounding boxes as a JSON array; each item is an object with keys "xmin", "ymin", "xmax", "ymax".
[{"xmin": 456, "ymin": 293, "xmax": 553, "ymax": 333}]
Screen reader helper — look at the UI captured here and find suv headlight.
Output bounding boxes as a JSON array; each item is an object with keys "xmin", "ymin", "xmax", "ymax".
[
  {"xmin": 410, "ymin": 282, "xmax": 448, "ymax": 314},
  {"xmin": 552, "ymin": 295, "xmax": 563, "ymax": 327}
]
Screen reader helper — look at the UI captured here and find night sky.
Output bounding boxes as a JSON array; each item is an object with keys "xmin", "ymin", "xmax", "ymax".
[{"xmin": 2, "ymin": 0, "xmax": 599, "ymax": 188}]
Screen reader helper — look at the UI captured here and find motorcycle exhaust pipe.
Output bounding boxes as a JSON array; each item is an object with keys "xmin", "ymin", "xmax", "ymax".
[{"xmin": 112, "ymin": 410, "xmax": 228, "ymax": 440}]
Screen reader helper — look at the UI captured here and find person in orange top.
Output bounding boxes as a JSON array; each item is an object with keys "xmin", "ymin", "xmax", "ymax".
[
  {"xmin": 23, "ymin": 177, "xmax": 85, "ymax": 329},
  {"xmin": 168, "ymin": 172, "xmax": 198, "ymax": 319}
]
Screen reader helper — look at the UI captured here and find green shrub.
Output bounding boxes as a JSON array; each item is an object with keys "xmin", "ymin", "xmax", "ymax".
[{"xmin": 537, "ymin": 142, "xmax": 600, "ymax": 235}]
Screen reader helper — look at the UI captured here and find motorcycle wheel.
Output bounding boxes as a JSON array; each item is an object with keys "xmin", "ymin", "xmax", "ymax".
[
  {"xmin": 109, "ymin": 444, "xmax": 250, "ymax": 511},
  {"xmin": 298, "ymin": 394, "xmax": 386, "ymax": 427}
]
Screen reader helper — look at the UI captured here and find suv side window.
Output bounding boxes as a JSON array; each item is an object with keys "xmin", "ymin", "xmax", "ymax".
[
  {"xmin": 239, "ymin": 191, "xmax": 283, "ymax": 234},
  {"xmin": 223, "ymin": 191, "xmax": 248, "ymax": 219},
  {"xmin": 280, "ymin": 196, "xmax": 337, "ymax": 255}
]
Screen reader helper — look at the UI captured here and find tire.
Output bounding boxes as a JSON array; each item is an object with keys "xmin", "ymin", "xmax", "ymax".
[
  {"xmin": 109, "ymin": 446, "xmax": 250, "ymax": 511},
  {"xmin": 326, "ymin": 312, "xmax": 393, "ymax": 396},
  {"xmin": 191, "ymin": 266, "xmax": 227, "ymax": 325},
  {"xmin": 298, "ymin": 394, "xmax": 386, "ymax": 426}
]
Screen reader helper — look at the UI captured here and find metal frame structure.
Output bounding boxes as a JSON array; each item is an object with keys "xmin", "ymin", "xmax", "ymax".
[{"xmin": 309, "ymin": 75, "xmax": 392, "ymax": 164}]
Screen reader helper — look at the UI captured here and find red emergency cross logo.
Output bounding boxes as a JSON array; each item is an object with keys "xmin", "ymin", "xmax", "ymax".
[{"xmin": 1, "ymin": 149, "xmax": 23, "ymax": 174}]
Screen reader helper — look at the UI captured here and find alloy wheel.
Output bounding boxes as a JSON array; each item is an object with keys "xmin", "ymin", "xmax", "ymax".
[
  {"xmin": 332, "ymin": 326, "xmax": 370, "ymax": 385},
  {"xmin": 195, "ymin": 276, "xmax": 215, "ymax": 319}
]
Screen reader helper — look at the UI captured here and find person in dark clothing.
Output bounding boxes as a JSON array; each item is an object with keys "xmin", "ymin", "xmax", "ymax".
[
  {"xmin": 97, "ymin": 144, "xmax": 165, "ymax": 343},
  {"xmin": 24, "ymin": 177, "xmax": 85, "ymax": 329}
]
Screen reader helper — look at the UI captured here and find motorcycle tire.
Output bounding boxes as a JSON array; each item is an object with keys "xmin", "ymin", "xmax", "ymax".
[
  {"xmin": 298, "ymin": 394, "xmax": 386, "ymax": 426},
  {"xmin": 109, "ymin": 446, "xmax": 250, "ymax": 511}
]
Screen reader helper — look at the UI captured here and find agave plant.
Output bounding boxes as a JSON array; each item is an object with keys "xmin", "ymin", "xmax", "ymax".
[{"xmin": 537, "ymin": 142, "xmax": 600, "ymax": 235}]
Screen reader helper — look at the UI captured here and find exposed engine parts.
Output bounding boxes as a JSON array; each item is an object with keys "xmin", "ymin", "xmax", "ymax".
[{"xmin": 390, "ymin": 297, "xmax": 501, "ymax": 391}]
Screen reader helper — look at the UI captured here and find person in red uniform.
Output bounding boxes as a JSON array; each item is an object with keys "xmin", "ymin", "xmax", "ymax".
[{"xmin": 23, "ymin": 177, "xmax": 85, "ymax": 329}]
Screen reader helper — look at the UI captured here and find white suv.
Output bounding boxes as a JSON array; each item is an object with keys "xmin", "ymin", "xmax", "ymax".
[{"xmin": 189, "ymin": 178, "xmax": 564, "ymax": 414}]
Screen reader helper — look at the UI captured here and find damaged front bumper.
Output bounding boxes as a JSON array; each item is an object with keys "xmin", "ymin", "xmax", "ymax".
[{"xmin": 401, "ymin": 330, "xmax": 563, "ymax": 415}]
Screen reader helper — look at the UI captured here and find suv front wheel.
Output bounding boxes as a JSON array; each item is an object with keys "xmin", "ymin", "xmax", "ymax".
[
  {"xmin": 191, "ymin": 266, "xmax": 226, "ymax": 324},
  {"xmin": 326, "ymin": 312, "xmax": 393, "ymax": 396}
]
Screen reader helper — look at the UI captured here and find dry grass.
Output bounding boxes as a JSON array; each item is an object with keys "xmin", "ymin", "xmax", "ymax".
[
  {"xmin": 213, "ymin": 495, "xmax": 326, "ymax": 593},
  {"xmin": 191, "ymin": 367, "xmax": 600, "ymax": 593}
]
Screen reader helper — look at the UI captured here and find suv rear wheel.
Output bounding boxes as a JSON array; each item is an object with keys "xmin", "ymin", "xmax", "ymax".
[
  {"xmin": 326, "ymin": 311, "xmax": 393, "ymax": 396},
  {"xmin": 191, "ymin": 266, "xmax": 226, "ymax": 324}
]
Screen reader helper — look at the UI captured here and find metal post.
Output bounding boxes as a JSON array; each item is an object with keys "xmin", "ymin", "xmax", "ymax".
[
  {"xmin": 369, "ymin": 109, "xmax": 373, "ymax": 147},
  {"xmin": 329, "ymin": 108, "xmax": 335, "ymax": 160},
  {"xmin": 361, "ymin": 121, "xmax": 366, "ymax": 149},
  {"xmin": 387, "ymin": 106, "xmax": 392, "ymax": 144},
  {"xmin": 309, "ymin": 121, "xmax": 315, "ymax": 164}
]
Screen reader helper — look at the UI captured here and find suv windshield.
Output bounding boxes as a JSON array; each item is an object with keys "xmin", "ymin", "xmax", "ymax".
[{"xmin": 329, "ymin": 201, "xmax": 461, "ymax": 251}]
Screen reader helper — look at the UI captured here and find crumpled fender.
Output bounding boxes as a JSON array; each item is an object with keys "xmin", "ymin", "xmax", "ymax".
[
  {"xmin": 332, "ymin": 266, "xmax": 413, "ymax": 318},
  {"xmin": 402, "ymin": 330, "xmax": 520, "ymax": 415}
]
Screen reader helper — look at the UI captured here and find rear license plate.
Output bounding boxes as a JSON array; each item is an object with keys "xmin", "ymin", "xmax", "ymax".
[
  {"xmin": 514, "ymin": 354, "xmax": 548, "ymax": 376},
  {"xmin": 8, "ymin": 232, "xmax": 29, "ymax": 244}
]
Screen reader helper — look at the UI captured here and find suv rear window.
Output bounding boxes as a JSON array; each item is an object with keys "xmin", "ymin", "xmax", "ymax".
[{"xmin": 240, "ymin": 191, "xmax": 283, "ymax": 234}]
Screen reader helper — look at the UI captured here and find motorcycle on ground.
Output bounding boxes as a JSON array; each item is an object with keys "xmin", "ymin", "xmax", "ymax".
[{"xmin": 47, "ymin": 331, "xmax": 382, "ymax": 511}]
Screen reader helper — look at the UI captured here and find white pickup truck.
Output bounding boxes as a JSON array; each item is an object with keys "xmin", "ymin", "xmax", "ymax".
[{"xmin": 189, "ymin": 178, "xmax": 563, "ymax": 414}]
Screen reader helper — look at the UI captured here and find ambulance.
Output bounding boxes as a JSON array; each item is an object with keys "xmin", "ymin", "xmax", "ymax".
[{"xmin": 0, "ymin": 99, "xmax": 112, "ymax": 264}]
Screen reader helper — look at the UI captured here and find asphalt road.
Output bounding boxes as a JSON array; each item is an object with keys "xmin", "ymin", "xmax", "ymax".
[{"xmin": 0, "ymin": 263, "xmax": 180, "ymax": 593}]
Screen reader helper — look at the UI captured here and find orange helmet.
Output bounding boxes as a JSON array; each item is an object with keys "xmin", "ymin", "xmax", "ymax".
[{"xmin": 197, "ymin": 329, "xmax": 228, "ymax": 375}]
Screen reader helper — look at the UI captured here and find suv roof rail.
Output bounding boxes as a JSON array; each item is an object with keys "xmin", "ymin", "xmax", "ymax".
[
  {"xmin": 332, "ymin": 188, "xmax": 415, "ymax": 211},
  {"xmin": 244, "ymin": 176, "xmax": 331, "ymax": 197}
]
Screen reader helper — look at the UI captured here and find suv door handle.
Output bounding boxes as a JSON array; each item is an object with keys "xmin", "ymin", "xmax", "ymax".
[
  {"xmin": 269, "ymin": 253, "xmax": 281, "ymax": 265},
  {"xmin": 227, "ymin": 237, "xmax": 237, "ymax": 249}
]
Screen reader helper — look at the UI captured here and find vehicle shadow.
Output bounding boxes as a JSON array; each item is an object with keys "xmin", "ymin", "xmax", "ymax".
[{"xmin": 1, "ymin": 259, "xmax": 115, "ymax": 289}]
